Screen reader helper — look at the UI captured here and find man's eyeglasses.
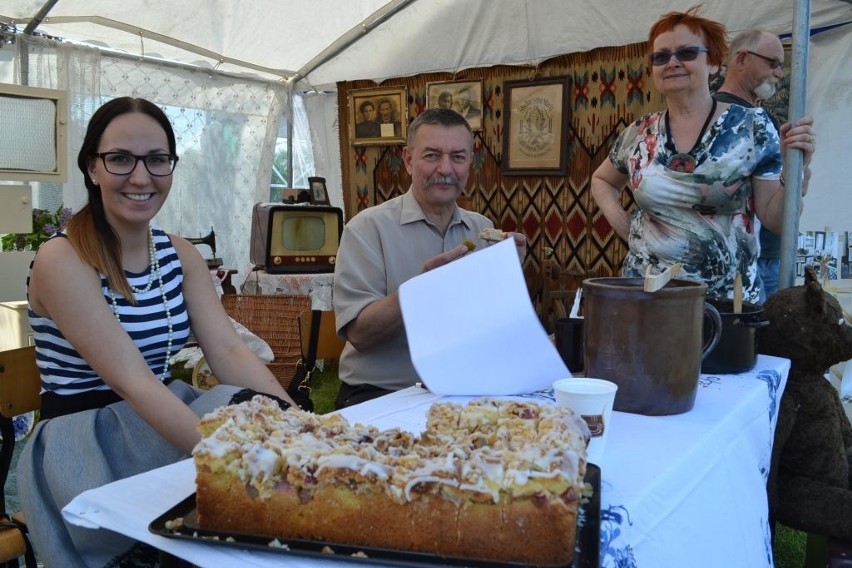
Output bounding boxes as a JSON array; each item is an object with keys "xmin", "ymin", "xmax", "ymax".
[
  {"xmin": 95, "ymin": 152, "xmax": 179, "ymax": 176},
  {"xmin": 648, "ymin": 46, "xmax": 709, "ymax": 66},
  {"xmin": 745, "ymin": 50, "xmax": 783, "ymax": 71}
]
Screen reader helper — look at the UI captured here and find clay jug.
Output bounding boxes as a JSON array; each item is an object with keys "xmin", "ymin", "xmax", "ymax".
[{"xmin": 583, "ymin": 277, "xmax": 721, "ymax": 415}]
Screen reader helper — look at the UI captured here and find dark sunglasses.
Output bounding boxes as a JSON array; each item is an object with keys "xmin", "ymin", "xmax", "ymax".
[{"xmin": 648, "ymin": 46, "xmax": 709, "ymax": 66}]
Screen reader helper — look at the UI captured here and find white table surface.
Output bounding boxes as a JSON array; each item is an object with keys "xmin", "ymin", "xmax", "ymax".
[
  {"xmin": 239, "ymin": 270, "xmax": 334, "ymax": 310},
  {"xmin": 63, "ymin": 354, "xmax": 789, "ymax": 568}
]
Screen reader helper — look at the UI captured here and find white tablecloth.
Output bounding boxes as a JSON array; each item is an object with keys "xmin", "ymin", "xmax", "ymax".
[
  {"xmin": 239, "ymin": 270, "xmax": 334, "ymax": 310},
  {"xmin": 62, "ymin": 355, "xmax": 789, "ymax": 568}
]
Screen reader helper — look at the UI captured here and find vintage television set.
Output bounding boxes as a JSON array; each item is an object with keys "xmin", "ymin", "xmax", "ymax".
[{"xmin": 250, "ymin": 203, "xmax": 344, "ymax": 273}]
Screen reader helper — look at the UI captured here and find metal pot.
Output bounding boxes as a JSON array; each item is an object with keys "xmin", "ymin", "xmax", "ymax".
[{"xmin": 700, "ymin": 297, "xmax": 769, "ymax": 374}]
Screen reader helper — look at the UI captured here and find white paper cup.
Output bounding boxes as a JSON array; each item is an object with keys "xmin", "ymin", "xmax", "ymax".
[{"xmin": 552, "ymin": 378, "xmax": 618, "ymax": 464}]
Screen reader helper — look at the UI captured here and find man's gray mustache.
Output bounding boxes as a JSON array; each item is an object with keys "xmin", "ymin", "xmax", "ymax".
[{"xmin": 426, "ymin": 176, "xmax": 459, "ymax": 186}]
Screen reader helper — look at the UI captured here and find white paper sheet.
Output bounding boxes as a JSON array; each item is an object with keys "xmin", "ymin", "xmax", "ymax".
[{"xmin": 399, "ymin": 238, "xmax": 569, "ymax": 395}]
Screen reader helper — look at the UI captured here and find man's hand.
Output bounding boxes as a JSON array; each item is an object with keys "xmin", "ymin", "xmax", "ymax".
[
  {"xmin": 421, "ymin": 245, "xmax": 468, "ymax": 273},
  {"xmin": 510, "ymin": 232, "xmax": 528, "ymax": 264},
  {"xmin": 780, "ymin": 116, "xmax": 815, "ymax": 166},
  {"xmin": 421, "ymin": 232, "xmax": 527, "ymax": 274}
]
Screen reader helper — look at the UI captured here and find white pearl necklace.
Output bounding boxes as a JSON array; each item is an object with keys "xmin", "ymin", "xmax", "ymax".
[
  {"xmin": 108, "ymin": 227, "xmax": 174, "ymax": 381},
  {"xmin": 128, "ymin": 225, "xmax": 157, "ymax": 294}
]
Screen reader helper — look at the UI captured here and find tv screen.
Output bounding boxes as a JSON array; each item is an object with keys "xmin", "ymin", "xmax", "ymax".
[{"xmin": 281, "ymin": 216, "xmax": 326, "ymax": 251}]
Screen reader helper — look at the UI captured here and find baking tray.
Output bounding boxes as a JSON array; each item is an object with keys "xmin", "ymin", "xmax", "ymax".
[{"xmin": 149, "ymin": 463, "xmax": 600, "ymax": 567}]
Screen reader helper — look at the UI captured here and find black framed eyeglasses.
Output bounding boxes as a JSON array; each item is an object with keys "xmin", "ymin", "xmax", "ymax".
[
  {"xmin": 95, "ymin": 152, "xmax": 179, "ymax": 176},
  {"xmin": 648, "ymin": 46, "xmax": 709, "ymax": 66},
  {"xmin": 745, "ymin": 50, "xmax": 783, "ymax": 70}
]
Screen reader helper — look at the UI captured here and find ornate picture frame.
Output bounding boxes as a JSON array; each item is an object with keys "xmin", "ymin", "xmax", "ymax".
[
  {"xmin": 308, "ymin": 176, "xmax": 330, "ymax": 205},
  {"xmin": 501, "ymin": 76, "xmax": 570, "ymax": 175},
  {"xmin": 425, "ymin": 79, "xmax": 484, "ymax": 131},
  {"xmin": 348, "ymin": 86, "xmax": 408, "ymax": 146}
]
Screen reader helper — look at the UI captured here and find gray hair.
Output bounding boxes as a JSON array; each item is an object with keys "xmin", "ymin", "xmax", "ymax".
[
  {"xmin": 406, "ymin": 108, "xmax": 473, "ymax": 147},
  {"xmin": 727, "ymin": 29, "xmax": 769, "ymax": 65}
]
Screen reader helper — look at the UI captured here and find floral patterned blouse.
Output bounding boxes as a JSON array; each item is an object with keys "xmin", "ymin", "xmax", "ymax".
[{"xmin": 609, "ymin": 104, "xmax": 782, "ymax": 303}]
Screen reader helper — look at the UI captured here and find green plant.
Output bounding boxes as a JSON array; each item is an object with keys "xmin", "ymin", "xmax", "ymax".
[{"xmin": 1, "ymin": 205, "xmax": 72, "ymax": 251}]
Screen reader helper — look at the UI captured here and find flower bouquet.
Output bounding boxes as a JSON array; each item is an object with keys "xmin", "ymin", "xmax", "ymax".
[{"xmin": 1, "ymin": 205, "xmax": 72, "ymax": 251}]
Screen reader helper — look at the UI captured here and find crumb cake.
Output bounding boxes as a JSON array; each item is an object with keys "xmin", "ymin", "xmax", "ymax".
[{"xmin": 193, "ymin": 396, "xmax": 590, "ymax": 565}]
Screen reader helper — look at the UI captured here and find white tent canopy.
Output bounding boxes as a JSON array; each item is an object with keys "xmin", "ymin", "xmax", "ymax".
[
  {"xmin": 2, "ymin": 0, "xmax": 852, "ymax": 273},
  {"xmin": 2, "ymin": 0, "xmax": 850, "ymax": 89}
]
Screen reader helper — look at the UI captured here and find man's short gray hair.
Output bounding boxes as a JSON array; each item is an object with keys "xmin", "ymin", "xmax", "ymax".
[
  {"xmin": 727, "ymin": 29, "xmax": 768, "ymax": 65},
  {"xmin": 407, "ymin": 108, "xmax": 473, "ymax": 147}
]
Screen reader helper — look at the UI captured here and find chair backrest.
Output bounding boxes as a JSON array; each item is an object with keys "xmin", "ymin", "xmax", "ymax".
[
  {"xmin": 0, "ymin": 346, "xmax": 41, "ymax": 420},
  {"xmin": 0, "ymin": 346, "xmax": 40, "ymax": 568},
  {"xmin": 220, "ymin": 294, "xmax": 311, "ymax": 389},
  {"xmin": 298, "ymin": 310, "xmax": 345, "ymax": 361}
]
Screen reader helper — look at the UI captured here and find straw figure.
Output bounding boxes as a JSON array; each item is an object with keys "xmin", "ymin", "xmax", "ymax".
[{"xmin": 758, "ymin": 266, "xmax": 852, "ymax": 540}]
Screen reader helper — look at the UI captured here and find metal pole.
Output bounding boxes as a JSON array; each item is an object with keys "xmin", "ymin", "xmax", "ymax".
[
  {"xmin": 22, "ymin": 0, "xmax": 60, "ymax": 35},
  {"xmin": 778, "ymin": 0, "xmax": 811, "ymax": 290},
  {"xmin": 18, "ymin": 0, "xmax": 60, "ymax": 85}
]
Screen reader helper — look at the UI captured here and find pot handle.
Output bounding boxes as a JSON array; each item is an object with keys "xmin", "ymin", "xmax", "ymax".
[
  {"xmin": 735, "ymin": 318, "xmax": 770, "ymax": 329},
  {"xmin": 701, "ymin": 302, "xmax": 722, "ymax": 359}
]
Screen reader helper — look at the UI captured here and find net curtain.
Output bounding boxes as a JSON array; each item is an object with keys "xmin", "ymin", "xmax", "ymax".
[{"xmin": 12, "ymin": 33, "xmax": 288, "ymax": 274}]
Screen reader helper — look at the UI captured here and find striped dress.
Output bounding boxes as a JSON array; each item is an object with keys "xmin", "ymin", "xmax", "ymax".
[
  {"xmin": 28, "ymin": 227, "xmax": 191, "ymax": 395},
  {"xmin": 18, "ymin": 226, "xmax": 237, "ymax": 566}
]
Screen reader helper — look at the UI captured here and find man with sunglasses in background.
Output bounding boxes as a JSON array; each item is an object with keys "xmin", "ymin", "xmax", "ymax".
[{"xmin": 715, "ymin": 29, "xmax": 816, "ymax": 302}]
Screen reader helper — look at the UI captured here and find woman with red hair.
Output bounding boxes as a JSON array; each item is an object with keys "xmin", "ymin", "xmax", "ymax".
[{"xmin": 590, "ymin": 5, "xmax": 792, "ymax": 303}]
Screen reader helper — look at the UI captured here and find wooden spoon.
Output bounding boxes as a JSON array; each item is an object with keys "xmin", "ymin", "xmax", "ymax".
[
  {"xmin": 644, "ymin": 263, "xmax": 682, "ymax": 293},
  {"xmin": 733, "ymin": 271, "xmax": 743, "ymax": 314}
]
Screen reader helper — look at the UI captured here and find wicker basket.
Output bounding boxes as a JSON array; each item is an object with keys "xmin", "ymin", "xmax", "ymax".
[{"xmin": 221, "ymin": 294, "xmax": 311, "ymax": 390}]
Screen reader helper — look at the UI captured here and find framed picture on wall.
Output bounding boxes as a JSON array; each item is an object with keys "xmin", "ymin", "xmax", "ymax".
[
  {"xmin": 425, "ymin": 79, "xmax": 484, "ymax": 131},
  {"xmin": 308, "ymin": 176, "xmax": 330, "ymax": 205},
  {"xmin": 501, "ymin": 76, "xmax": 570, "ymax": 175},
  {"xmin": 348, "ymin": 86, "xmax": 408, "ymax": 146}
]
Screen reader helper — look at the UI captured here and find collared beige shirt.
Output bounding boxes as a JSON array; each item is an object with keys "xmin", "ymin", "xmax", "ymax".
[{"xmin": 333, "ymin": 189, "xmax": 494, "ymax": 390}]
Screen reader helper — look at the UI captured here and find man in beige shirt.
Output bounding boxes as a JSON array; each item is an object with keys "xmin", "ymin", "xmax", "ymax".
[{"xmin": 333, "ymin": 108, "xmax": 526, "ymax": 408}]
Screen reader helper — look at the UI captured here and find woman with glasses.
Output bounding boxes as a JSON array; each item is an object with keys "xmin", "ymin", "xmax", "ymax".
[
  {"xmin": 590, "ymin": 5, "xmax": 789, "ymax": 303},
  {"xmin": 18, "ymin": 96, "xmax": 295, "ymax": 567}
]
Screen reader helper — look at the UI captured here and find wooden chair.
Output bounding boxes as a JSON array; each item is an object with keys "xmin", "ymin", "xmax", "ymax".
[
  {"xmin": 0, "ymin": 346, "xmax": 40, "ymax": 568},
  {"xmin": 292, "ymin": 309, "xmax": 345, "ymax": 409},
  {"xmin": 298, "ymin": 309, "xmax": 345, "ymax": 364}
]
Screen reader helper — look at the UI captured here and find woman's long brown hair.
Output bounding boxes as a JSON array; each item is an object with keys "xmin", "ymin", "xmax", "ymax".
[{"xmin": 67, "ymin": 97, "xmax": 177, "ymax": 303}]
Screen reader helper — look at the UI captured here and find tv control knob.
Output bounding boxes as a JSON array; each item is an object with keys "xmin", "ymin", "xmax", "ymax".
[
  {"xmin": 329, "ymin": 256, "xmax": 336, "ymax": 265},
  {"xmin": 273, "ymin": 257, "xmax": 282, "ymax": 265}
]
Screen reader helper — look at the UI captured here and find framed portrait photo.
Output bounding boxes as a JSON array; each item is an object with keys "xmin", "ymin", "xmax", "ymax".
[
  {"xmin": 426, "ymin": 79, "xmax": 484, "ymax": 131},
  {"xmin": 501, "ymin": 76, "xmax": 570, "ymax": 176},
  {"xmin": 308, "ymin": 176, "xmax": 330, "ymax": 205},
  {"xmin": 348, "ymin": 86, "xmax": 408, "ymax": 146}
]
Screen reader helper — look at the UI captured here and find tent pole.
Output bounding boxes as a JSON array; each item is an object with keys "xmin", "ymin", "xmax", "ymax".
[
  {"xmin": 18, "ymin": 0, "xmax": 60, "ymax": 85},
  {"xmin": 22, "ymin": 0, "xmax": 59, "ymax": 35},
  {"xmin": 778, "ymin": 0, "xmax": 811, "ymax": 290}
]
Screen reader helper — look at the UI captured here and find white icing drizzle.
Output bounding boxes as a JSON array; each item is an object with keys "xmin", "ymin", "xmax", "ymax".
[{"xmin": 194, "ymin": 396, "xmax": 588, "ymax": 503}]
